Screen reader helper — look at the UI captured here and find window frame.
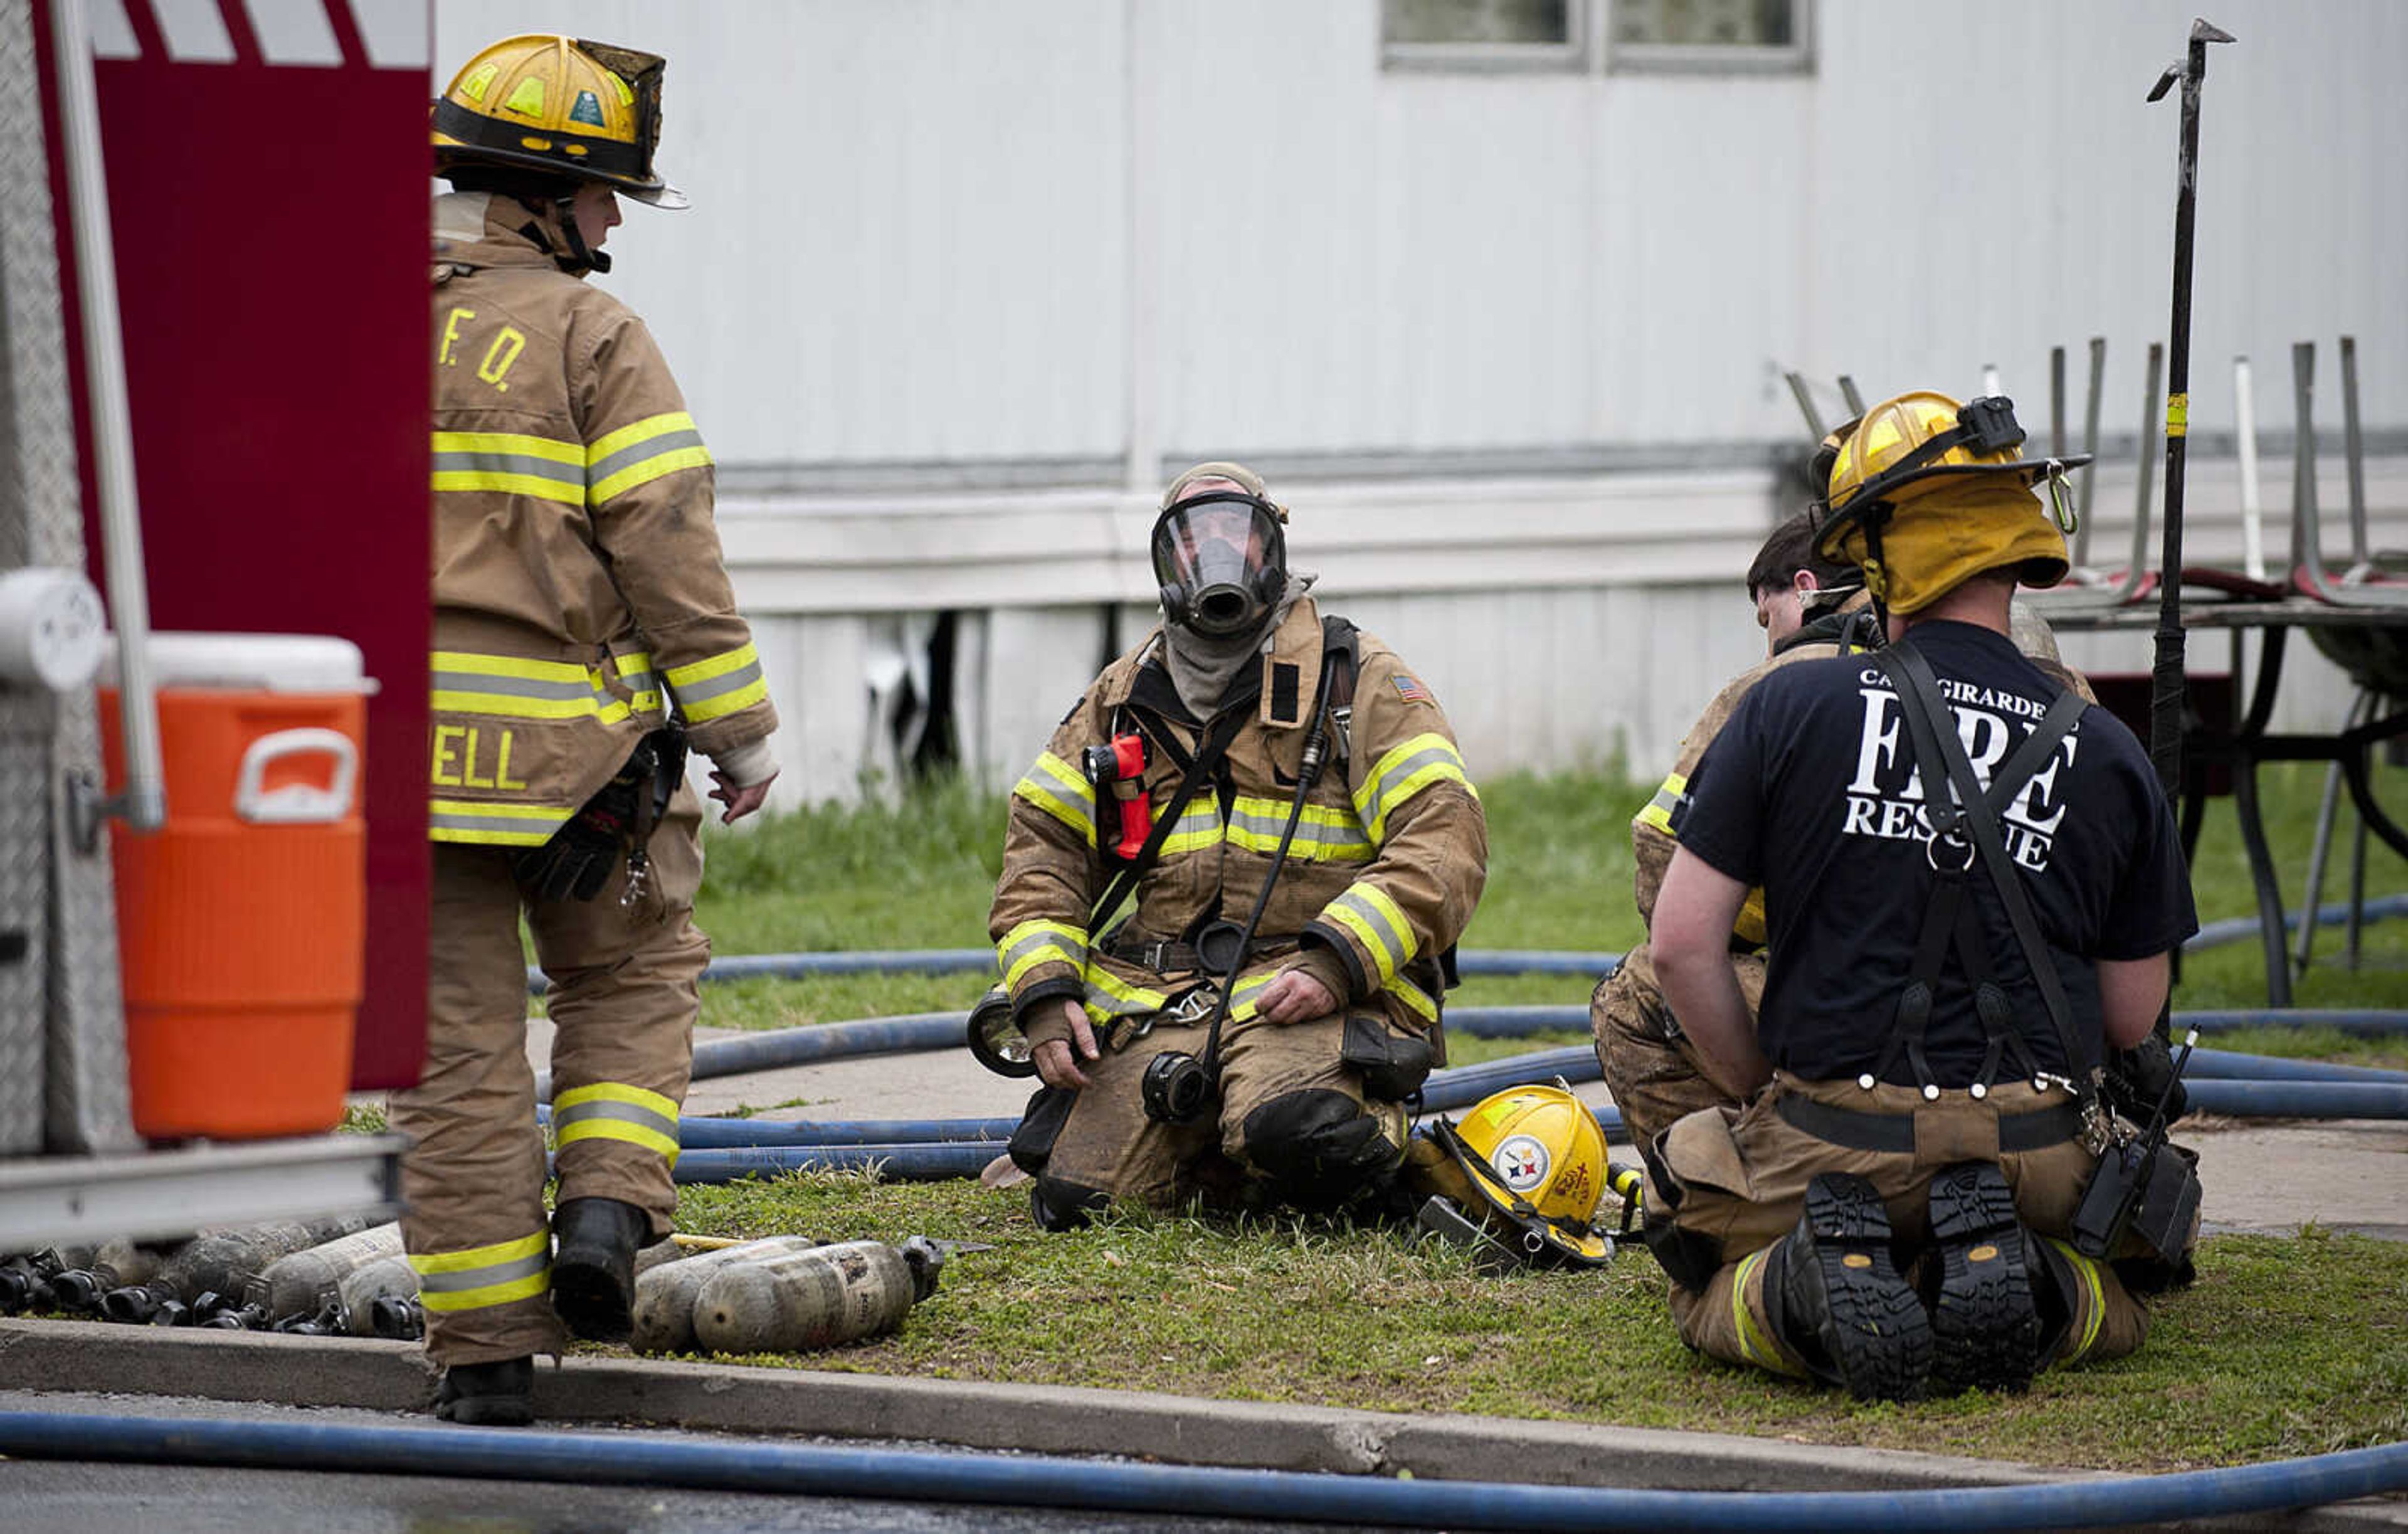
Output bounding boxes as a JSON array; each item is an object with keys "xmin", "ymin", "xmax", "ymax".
[
  {"xmin": 1380, "ymin": 0, "xmax": 1597, "ymax": 75},
  {"xmin": 1604, "ymin": 0, "xmax": 1815, "ymax": 76}
]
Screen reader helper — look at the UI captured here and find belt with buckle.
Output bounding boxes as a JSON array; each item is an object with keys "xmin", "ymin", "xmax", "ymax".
[{"xmin": 1776, "ymin": 1093, "xmax": 2084, "ymax": 1155}]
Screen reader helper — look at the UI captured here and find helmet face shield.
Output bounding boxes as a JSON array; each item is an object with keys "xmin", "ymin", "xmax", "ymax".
[{"xmin": 1151, "ymin": 492, "xmax": 1286, "ymax": 637}]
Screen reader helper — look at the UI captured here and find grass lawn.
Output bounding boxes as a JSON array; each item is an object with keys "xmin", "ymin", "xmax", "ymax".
[{"xmin": 638, "ymin": 759, "xmax": 2408, "ymax": 1470}]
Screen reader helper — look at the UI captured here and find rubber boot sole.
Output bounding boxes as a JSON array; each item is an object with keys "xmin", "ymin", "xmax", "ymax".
[
  {"xmin": 1926, "ymin": 1160, "xmax": 2041, "ymax": 1395},
  {"xmin": 1785, "ymin": 1173, "xmax": 1932, "ymax": 1402},
  {"xmin": 434, "ymin": 1391, "xmax": 534, "ymax": 1427}
]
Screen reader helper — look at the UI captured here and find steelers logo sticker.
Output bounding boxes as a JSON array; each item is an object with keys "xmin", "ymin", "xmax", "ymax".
[{"xmin": 1491, "ymin": 1134, "xmax": 1550, "ymax": 1192}]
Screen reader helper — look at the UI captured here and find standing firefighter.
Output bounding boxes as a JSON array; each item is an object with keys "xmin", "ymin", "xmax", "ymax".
[
  {"xmin": 990, "ymin": 464, "xmax": 1487, "ymax": 1227},
  {"xmin": 1643, "ymin": 392, "xmax": 2199, "ymax": 1402},
  {"xmin": 397, "ymin": 35, "xmax": 779, "ymax": 1426}
]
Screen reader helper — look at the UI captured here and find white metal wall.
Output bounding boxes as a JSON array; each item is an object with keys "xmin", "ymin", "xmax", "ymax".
[{"xmin": 436, "ymin": 0, "xmax": 2408, "ymax": 465}]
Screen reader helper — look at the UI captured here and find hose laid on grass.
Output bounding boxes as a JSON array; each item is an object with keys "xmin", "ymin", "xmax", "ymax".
[
  {"xmin": 1, "ymin": 1410, "xmax": 2400, "ymax": 1534},
  {"xmin": 675, "ymin": 1143, "xmax": 997, "ymax": 1184}
]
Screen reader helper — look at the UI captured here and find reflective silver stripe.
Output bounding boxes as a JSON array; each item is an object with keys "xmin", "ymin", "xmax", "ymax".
[
  {"xmin": 1328, "ymin": 886, "xmax": 1415, "ymax": 978},
  {"xmin": 430, "ymin": 448, "xmax": 583, "ymax": 489},
  {"xmin": 552, "ymin": 1097, "xmax": 677, "ymax": 1141},
  {"xmin": 1001, "ymin": 926, "xmax": 1085, "ymax": 974},
  {"xmin": 415, "ymin": 1249, "xmax": 548, "ymax": 1297},
  {"xmin": 1225, "ymin": 804, "xmax": 1373, "ymax": 860},
  {"xmin": 428, "ymin": 806, "xmax": 569, "ymax": 838},
  {"xmin": 587, "ymin": 427, "xmax": 708, "ymax": 488},
  {"xmin": 670, "ymin": 655, "xmax": 765, "ymax": 709},
  {"xmin": 1362, "ymin": 743, "xmax": 1460, "ymax": 820},
  {"xmin": 429, "ymin": 667, "xmax": 598, "ymax": 703}
]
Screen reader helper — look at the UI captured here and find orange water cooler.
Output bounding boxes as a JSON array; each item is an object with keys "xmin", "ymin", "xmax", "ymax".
[{"xmin": 100, "ymin": 634, "xmax": 372, "ymax": 1140}]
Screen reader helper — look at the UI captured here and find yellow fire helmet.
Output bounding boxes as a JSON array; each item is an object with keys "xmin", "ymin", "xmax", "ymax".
[
  {"xmin": 1815, "ymin": 391, "xmax": 2090, "ymax": 616},
  {"xmin": 433, "ymin": 35, "xmax": 688, "ymax": 209},
  {"xmin": 1427, "ymin": 1083, "xmax": 1624, "ymax": 1268}
]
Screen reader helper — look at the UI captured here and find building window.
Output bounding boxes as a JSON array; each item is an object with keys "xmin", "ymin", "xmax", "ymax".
[
  {"xmin": 1608, "ymin": 0, "xmax": 1810, "ymax": 73},
  {"xmin": 1382, "ymin": 0, "xmax": 1588, "ymax": 71}
]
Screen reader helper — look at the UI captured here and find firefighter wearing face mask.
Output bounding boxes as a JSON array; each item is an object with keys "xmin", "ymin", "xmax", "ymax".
[
  {"xmin": 990, "ymin": 463, "xmax": 1489, "ymax": 1228},
  {"xmin": 396, "ymin": 34, "xmax": 779, "ymax": 1428}
]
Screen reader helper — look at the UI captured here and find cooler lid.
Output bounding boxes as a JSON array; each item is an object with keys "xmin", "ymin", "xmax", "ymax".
[{"xmin": 104, "ymin": 632, "xmax": 371, "ymax": 693}]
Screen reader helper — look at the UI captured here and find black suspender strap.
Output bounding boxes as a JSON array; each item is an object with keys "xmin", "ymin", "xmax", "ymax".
[{"xmin": 1879, "ymin": 640, "xmax": 2103, "ymax": 1126}]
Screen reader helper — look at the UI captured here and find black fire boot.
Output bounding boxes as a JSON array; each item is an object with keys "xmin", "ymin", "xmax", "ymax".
[
  {"xmin": 550, "ymin": 1197, "xmax": 650, "ymax": 1343},
  {"xmin": 1768, "ymin": 1172, "xmax": 1932, "ymax": 1402},
  {"xmin": 1924, "ymin": 1160, "xmax": 2042, "ymax": 1396},
  {"xmin": 433, "ymin": 1355, "xmax": 534, "ymax": 1426}
]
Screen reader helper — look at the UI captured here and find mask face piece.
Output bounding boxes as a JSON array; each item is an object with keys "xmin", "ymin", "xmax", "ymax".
[{"xmin": 1151, "ymin": 492, "xmax": 1286, "ymax": 637}]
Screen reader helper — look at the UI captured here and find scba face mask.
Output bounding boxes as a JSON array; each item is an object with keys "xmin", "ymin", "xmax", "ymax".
[{"xmin": 1150, "ymin": 492, "xmax": 1287, "ymax": 638}]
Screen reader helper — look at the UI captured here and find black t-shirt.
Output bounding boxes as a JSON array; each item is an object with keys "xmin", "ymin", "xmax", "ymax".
[{"xmin": 1674, "ymin": 621, "xmax": 2199, "ymax": 1086}]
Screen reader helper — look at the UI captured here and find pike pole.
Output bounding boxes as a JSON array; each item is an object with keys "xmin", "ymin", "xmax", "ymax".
[{"xmin": 2143, "ymin": 18, "xmax": 2235, "ymax": 796}]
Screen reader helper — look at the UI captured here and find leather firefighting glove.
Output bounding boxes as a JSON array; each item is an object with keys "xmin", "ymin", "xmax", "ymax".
[
  {"xmin": 2103, "ymin": 1032, "xmax": 2187, "ymax": 1128},
  {"xmin": 514, "ymin": 748, "xmax": 650, "ymax": 901}
]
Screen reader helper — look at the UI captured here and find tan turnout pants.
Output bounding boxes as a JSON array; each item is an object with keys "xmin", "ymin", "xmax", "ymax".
[
  {"xmin": 392, "ymin": 786, "xmax": 707, "ymax": 1367},
  {"xmin": 1649, "ymin": 1073, "xmax": 2158, "ymax": 1379},
  {"xmin": 1589, "ymin": 942, "xmax": 1760, "ymax": 1152}
]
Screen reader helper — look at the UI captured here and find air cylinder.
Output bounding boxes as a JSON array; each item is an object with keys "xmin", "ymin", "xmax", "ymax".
[
  {"xmin": 630, "ymin": 1235, "xmax": 826, "ymax": 1356},
  {"xmin": 250, "ymin": 1222, "xmax": 404, "ymax": 1323},
  {"xmin": 691, "ymin": 1239, "xmax": 941, "ymax": 1357},
  {"xmin": 152, "ymin": 1215, "xmax": 376, "ymax": 1306},
  {"xmin": 335, "ymin": 1253, "xmax": 420, "ymax": 1338}
]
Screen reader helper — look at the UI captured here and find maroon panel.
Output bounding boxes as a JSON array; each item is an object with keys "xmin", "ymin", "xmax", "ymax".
[{"xmin": 38, "ymin": 1, "xmax": 433, "ymax": 1089}]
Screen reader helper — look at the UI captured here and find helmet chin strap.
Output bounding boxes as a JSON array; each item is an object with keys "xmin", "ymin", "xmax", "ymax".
[{"xmin": 550, "ymin": 193, "xmax": 611, "ymax": 275}]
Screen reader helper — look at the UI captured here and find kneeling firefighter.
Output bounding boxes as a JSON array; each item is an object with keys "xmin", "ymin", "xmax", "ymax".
[
  {"xmin": 978, "ymin": 463, "xmax": 1487, "ymax": 1227},
  {"xmin": 396, "ymin": 34, "xmax": 780, "ymax": 1426}
]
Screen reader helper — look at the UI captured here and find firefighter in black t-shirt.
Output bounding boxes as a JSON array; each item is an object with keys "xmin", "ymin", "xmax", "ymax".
[{"xmin": 1640, "ymin": 391, "xmax": 2200, "ymax": 1402}]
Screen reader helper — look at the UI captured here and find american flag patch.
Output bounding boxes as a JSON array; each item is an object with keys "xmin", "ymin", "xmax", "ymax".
[{"xmin": 1391, "ymin": 674, "xmax": 1430, "ymax": 704}]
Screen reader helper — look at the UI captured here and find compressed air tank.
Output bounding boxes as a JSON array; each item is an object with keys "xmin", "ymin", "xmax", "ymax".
[
  {"xmin": 336, "ymin": 1253, "xmax": 420, "ymax": 1338},
  {"xmin": 251, "ymin": 1222, "xmax": 404, "ymax": 1323},
  {"xmin": 153, "ymin": 1215, "xmax": 376, "ymax": 1306},
  {"xmin": 46, "ymin": 1239, "xmax": 163, "ymax": 1313},
  {"xmin": 691, "ymin": 1238, "xmax": 941, "ymax": 1357},
  {"xmin": 630, "ymin": 1235, "xmax": 825, "ymax": 1355}
]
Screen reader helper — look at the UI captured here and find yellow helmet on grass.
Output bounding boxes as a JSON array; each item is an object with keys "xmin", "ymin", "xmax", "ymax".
[{"xmin": 1422, "ymin": 1084, "xmax": 1628, "ymax": 1269}]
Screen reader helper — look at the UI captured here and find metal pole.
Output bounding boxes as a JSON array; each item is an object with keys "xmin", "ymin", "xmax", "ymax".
[
  {"xmin": 2049, "ymin": 345, "xmax": 2067, "ymax": 458},
  {"xmin": 2234, "ymin": 354, "xmax": 2264, "ymax": 580},
  {"xmin": 51, "ymin": 0, "xmax": 164, "ymax": 830},
  {"xmin": 2339, "ymin": 334, "xmax": 2368, "ymax": 571},
  {"xmin": 2143, "ymin": 17, "xmax": 2236, "ymax": 797},
  {"xmin": 1782, "ymin": 371, "xmax": 1825, "ymax": 440},
  {"xmin": 1835, "ymin": 374, "xmax": 1866, "ymax": 418},
  {"xmin": 2074, "ymin": 337, "xmax": 2106, "ymax": 566}
]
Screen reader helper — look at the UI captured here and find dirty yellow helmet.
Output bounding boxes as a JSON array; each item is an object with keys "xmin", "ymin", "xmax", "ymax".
[
  {"xmin": 433, "ymin": 35, "xmax": 687, "ymax": 209},
  {"xmin": 1425, "ymin": 1084, "xmax": 1624, "ymax": 1268},
  {"xmin": 1816, "ymin": 392, "xmax": 2088, "ymax": 616}
]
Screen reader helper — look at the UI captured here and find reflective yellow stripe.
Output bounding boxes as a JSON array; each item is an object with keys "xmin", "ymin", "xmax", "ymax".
[
  {"xmin": 1353, "ymin": 733, "xmax": 1475, "ymax": 844},
  {"xmin": 1634, "ymin": 771, "xmax": 1686, "ymax": 835},
  {"xmin": 428, "ymin": 798, "xmax": 572, "ymax": 846},
  {"xmin": 586, "ymin": 412, "xmax": 712, "ymax": 505},
  {"xmin": 552, "ymin": 1081, "xmax": 681, "ymax": 1162},
  {"xmin": 1226, "ymin": 795, "xmax": 1374, "ymax": 861},
  {"xmin": 409, "ymin": 1230, "xmax": 551, "ymax": 1314},
  {"xmin": 1732, "ymin": 1247, "xmax": 1805, "ymax": 1376},
  {"xmin": 662, "ymin": 642, "xmax": 768, "ymax": 725},
  {"xmin": 1013, "ymin": 752, "xmax": 1096, "ymax": 839},
  {"xmin": 1225, "ymin": 970, "xmax": 1277, "ymax": 1023},
  {"xmin": 1322, "ymin": 882, "xmax": 1417, "ymax": 985},
  {"xmin": 433, "ymin": 430, "xmax": 583, "ymax": 465},
  {"xmin": 431, "ymin": 430, "xmax": 584, "ymax": 505},
  {"xmin": 1082, "ymin": 965, "xmax": 1169, "ymax": 1021},
  {"xmin": 1382, "ymin": 971, "xmax": 1439, "ymax": 1023},
  {"xmin": 1156, "ymin": 800, "xmax": 1222, "ymax": 856},
  {"xmin": 431, "ymin": 650, "xmax": 638, "ymax": 724},
  {"xmin": 998, "ymin": 919, "xmax": 1087, "ymax": 990},
  {"xmin": 2045, "ymin": 1238, "xmax": 2107, "ymax": 1364}
]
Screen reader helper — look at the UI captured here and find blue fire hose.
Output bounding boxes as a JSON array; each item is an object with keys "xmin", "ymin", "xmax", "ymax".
[
  {"xmin": 0, "ymin": 1412, "xmax": 2399, "ymax": 1533},
  {"xmin": 528, "ymin": 893, "xmax": 2408, "ymax": 995}
]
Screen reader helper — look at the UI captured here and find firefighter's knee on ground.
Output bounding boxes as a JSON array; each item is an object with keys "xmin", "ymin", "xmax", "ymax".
[
  {"xmin": 1239, "ymin": 1088, "xmax": 1402, "ymax": 1202},
  {"xmin": 1028, "ymin": 1174, "xmax": 1111, "ymax": 1232}
]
